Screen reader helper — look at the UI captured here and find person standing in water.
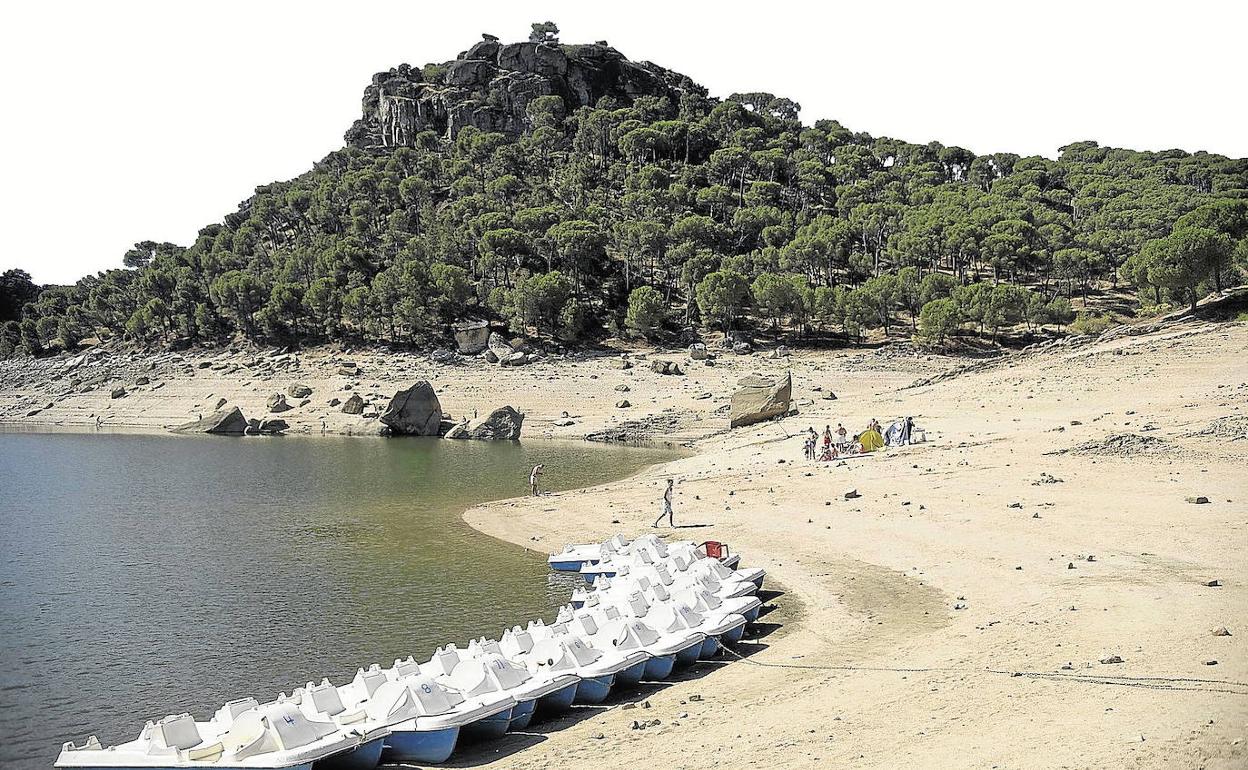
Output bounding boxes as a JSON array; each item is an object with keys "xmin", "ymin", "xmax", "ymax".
[
  {"xmin": 529, "ymin": 464, "xmax": 544, "ymax": 496},
  {"xmin": 652, "ymin": 479, "xmax": 675, "ymax": 527}
]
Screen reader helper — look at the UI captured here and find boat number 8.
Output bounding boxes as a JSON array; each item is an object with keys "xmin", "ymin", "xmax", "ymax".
[{"xmin": 421, "ymin": 684, "xmax": 432, "ymax": 693}]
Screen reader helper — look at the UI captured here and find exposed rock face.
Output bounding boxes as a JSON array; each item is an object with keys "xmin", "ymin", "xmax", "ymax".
[
  {"xmin": 729, "ymin": 372, "xmax": 793, "ymax": 428},
  {"xmin": 341, "ymin": 393, "xmax": 365, "ymax": 414},
  {"xmin": 258, "ymin": 418, "xmax": 289, "ymax": 434},
  {"xmin": 345, "ymin": 36, "xmax": 706, "ymax": 145},
  {"xmin": 454, "ymin": 320, "xmax": 491, "ymax": 354},
  {"xmin": 379, "ymin": 381, "xmax": 443, "ymax": 435},
  {"xmin": 173, "ymin": 406, "xmax": 249, "ymax": 435},
  {"xmin": 287, "ymin": 383, "xmax": 312, "ymax": 398},
  {"xmin": 267, "ymin": 393, "xmax": 290, "ymax": 412},
  {"xmin": 445, "ymin": 405, "xmax": 524, "ymax": 440}
]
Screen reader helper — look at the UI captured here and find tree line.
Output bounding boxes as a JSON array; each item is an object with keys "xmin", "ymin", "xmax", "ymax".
[{"xmin": 3, "ymin": 55, "xmax": 1246, "ymax": 358}]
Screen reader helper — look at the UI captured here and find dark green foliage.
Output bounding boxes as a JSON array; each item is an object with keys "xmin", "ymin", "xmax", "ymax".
[
  {"xmin": 1, "ymin": 269, "xmax": 39, "ymax": 323},
  {"xmin": 625, "ymin": 285, "xmax": 667, "ymax": 337},
  {"xmin": 6, "ymin": 37, "xmax": 1246, "ymax": 358}
]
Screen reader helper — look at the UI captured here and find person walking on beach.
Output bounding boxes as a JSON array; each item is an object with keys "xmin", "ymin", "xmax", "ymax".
[
  {"xmin": 836, "ymin": 423, "xmax": 847, "ymax": 448},
  {"xmin": 653, "ymin": 479, "xmax": 675, "ymax": 527},
  {"xmin": 529, "ymin": 464, "xmax": 544, "ymax": 496}
]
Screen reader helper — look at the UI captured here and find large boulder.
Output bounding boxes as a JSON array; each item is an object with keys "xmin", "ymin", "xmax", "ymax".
[
  {"xmin": 379, "ymin": 381, "xmax": 443, "ymax": 435},
  {"xmin": 445, "ymin": 405, "xmax": 524, "ymax": 440},
  {"xmin": 454, "ymin": 320, "xmax": 491, "ymax": 354},
  {"xmin": 341, "ymin": 393, "xmax": 365, "ymax": 414},
  {"xmin": 287, "ymin": 383, "xmax": 312, "ymax": 399},
  {"xmin": 689, "ymin": 343, "xmax": 708, "ymax": 360},
  {"xmin": 172, "ymin": 406, "xmax": 249, "ymax": 435},
  {"xmin": 258, "ymin": 418, "xmax": 289, "ymax": 434},
  {"xmin": 729, "ymin": 372, "xmax": 793, "ymax": 429},
  {"xmin": 267, "ymin": 393, "xmax": 291, "ymax": 412},
  {"xmin": 488, "ymin": 332, "xmax": 514, "ymax": 360}
]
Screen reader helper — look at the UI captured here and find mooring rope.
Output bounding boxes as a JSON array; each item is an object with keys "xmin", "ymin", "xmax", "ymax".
[{"xmin": 716, "ymin": 642, "xmax": 1248, "ymax": 696}]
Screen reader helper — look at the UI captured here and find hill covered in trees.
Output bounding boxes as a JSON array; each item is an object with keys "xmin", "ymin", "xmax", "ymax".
[{"xmin": 3, "ymin": 23, "xmax": 1246, "ymax": 359}]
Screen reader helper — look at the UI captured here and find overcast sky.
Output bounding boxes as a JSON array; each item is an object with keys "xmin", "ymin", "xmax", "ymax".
[{"xmin": 1, "ymin": 0, "xmax": 1243, "ymax": 285}]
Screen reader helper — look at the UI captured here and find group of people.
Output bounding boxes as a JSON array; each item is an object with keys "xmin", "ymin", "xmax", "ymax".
[
  {"xmin": 803, "ymin": 423, "xmax": 849, "ymax": 461},
  {"xmin": 802, "ymin": 416, "xmax": 918, "ymax": 461}
]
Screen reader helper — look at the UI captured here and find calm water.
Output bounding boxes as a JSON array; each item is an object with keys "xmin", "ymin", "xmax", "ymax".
[{"xmin": 0, "ymin": 432, "xmax": 675, "ymax": 770}]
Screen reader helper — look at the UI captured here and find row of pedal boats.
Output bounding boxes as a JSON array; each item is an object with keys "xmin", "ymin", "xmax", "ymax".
[{"xmin": 56, "ymin": 534, "xmax": 765, "ymax": 769}]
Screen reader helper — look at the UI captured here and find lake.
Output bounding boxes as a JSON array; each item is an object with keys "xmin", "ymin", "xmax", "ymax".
[{"xmin": 0, "ymin": 431, "xmax": 676, "ymax": 770}]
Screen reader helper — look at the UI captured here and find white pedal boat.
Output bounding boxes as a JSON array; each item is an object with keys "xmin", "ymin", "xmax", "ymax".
[
  {"xmin": 498, "ymin": 624, "xmax": 647, "ymax": 704},
  {"xmin": 583, "ymin": 579, "xmax": 749, "ymax": 655},
  {"xmin": 549, "ymin": 534, "xmax": 742, "ymax": 573},
  {"xmin": 423, "ymin": 646, "xmax": 579, "ymax": 732},
  {"xmin": 547, "ymin": 534, "xmax": 628, "ymax": 571},
  {"xmin": 523, "ymin": 618, "xmax": 652, "ymax": 690},
  {"xmin": 382, "ymin": 656, "xmax": 516, "ymax": 749},
  {"xmin": 55, "ymin": 700, "xmax": 378, "ymax": 770},
  {"xmin": 563, "ymin": 606, "xmax": 702, "ymax": 680},
  {"xmin": 292, "ymin": 662, "xmax": 508, "ymax": 765}
]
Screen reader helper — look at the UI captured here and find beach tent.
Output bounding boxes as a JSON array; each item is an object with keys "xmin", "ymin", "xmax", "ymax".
[
  {"xmin": 858, "ymin": 429, "xmax": 885, "ymax": 452},
  {"xmin": 884, "ymin": 421, "xmax": 904, "ymax": 446}
]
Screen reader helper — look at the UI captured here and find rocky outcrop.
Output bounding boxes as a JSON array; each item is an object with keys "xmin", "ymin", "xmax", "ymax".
[
  {"xmin": 345, "ymin": 35, "xmax": 706, "ymax": 145},
  {"xmin": 379, "ymin": 381, "xmax": 442, "ymax": 435},
  {"xmin": 729, "ymin": 372, "xmax": 793, "ymax": 428},
  {"xmin": 445, "ymin": 405, "xmax": 524, "ymax": 440},
  {"xmin": 172, "ymin": 406, "xmax": 249, "ymax": 435},
  {"xmin": 266, "ymin": 393, "xmax": 290, "ymax": 412},
  {"xmin": 454, "ymin": 320, "xmax": 491, "ymax": 354},
  {"xmin": 341, "ymin": 393, "xmax": 365, "ymax": 414}
]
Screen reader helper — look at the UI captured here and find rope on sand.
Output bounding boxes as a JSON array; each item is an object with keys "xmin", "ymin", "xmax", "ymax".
[{"xmin": 717, "ymin": 643, "xmax": 1248, "ymax": 696}]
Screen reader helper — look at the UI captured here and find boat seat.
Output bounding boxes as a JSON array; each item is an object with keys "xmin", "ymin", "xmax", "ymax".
[
  {"xmin": 305, "ymin": 679, "xmax": 347, "ymax": 717},
  {"xmin": 182, "ymin": 741, "xmax": 224, "ymax": 761},
  {"xmin": 155, "ymin": 714, "xmax": 205, "ymax": 750},
  {"xmin": 335, "ymin": 708, "xmax": 367, "ymax": 725}
]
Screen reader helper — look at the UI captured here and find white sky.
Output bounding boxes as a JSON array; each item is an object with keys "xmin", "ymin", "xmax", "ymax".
[{"xmin": 1, "ymin": 0, "xmax": 1244, "ymax": 285}]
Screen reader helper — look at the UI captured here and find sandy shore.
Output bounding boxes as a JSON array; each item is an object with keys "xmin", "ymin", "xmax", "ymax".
[
  {"xmin": 460, "ymin": 319, "xmax": 1248, "ymax": 769},
  {"xmin": 0, "ymin": 338, "xmax": 951, "ymax": 444},
  {"xmin": 3, "ymin": 319, "xmax": 1245, "ymax": 768}
]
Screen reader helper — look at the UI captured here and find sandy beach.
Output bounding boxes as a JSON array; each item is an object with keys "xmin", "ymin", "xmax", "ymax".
[
  {"xmin": 461, "ymin": 318, "xmax": 1247, "ymax": 769},
  {"xmin": 3, "ymin": 318, "xmax": 1246, "ymax": 768}
]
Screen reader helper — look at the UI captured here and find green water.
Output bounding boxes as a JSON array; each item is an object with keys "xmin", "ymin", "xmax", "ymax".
[{"xmin": 0, "ymin": 431, "xmax": 676, "ymax": 769}]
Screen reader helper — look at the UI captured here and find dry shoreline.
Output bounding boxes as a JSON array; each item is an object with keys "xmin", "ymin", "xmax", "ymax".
[
  {"xmin": 460, "ymin": 318, "xmax": 1248, "ymax": 770},
  {"xmin": 3, "ymin": 319, "xmax": 1246, "ymax": 768}
]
